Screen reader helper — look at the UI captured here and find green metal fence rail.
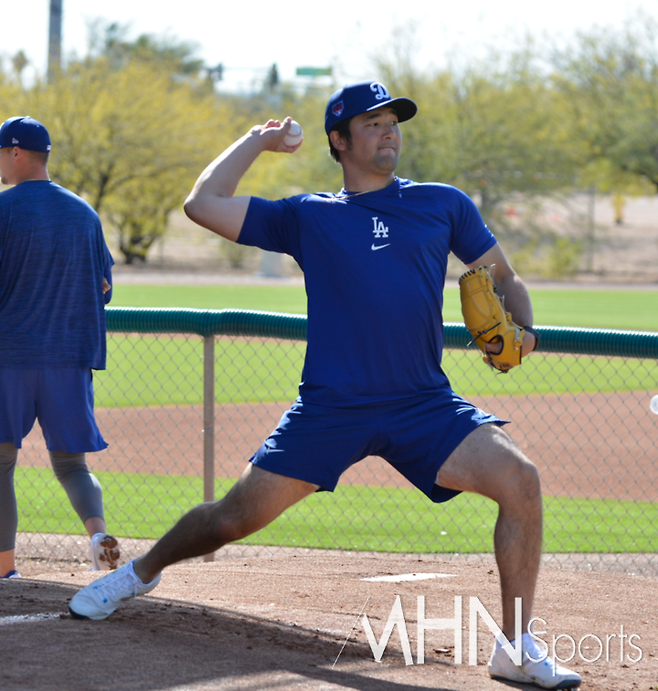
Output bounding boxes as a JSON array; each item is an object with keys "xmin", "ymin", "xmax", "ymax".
[
  {"xmin": 15, "ymin": 308, "xmax": 658, "ymax": 575},
  {"xmin": 106, "ymin": 307, "xmax": 307, "ymax": 340},
  {"xmin": 106, "ymin": 307, "xmax": 658, "ymax": 358}
]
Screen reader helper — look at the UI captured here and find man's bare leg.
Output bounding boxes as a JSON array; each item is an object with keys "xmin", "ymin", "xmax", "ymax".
[
  {"xmin": 134, "ymin": 465, "xmax": 318, "ymax": 583},
  {"xmin": 437, "ymin": 424, "xmax": 542, "ymax": 640}
]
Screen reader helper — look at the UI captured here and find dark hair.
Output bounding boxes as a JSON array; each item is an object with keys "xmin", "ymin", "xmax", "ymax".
[{"xmin": 328, "ymin": 117, "xmax": 353, "ymax": 163}]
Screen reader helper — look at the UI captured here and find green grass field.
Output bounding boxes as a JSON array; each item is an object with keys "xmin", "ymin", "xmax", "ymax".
[
  {"xmin": 97, "ymin": 336, "xmax": 306, "ymax": 407},
  {"xmin": 16, "ymin": 467, "xmax": 658, "ymax": 554},
  {"xmin": 110, "ymin": 283, "xmax": 658, "ymax": 331},
  {"xmin": 111, "ymin": 284, "xmax": 309, "ymax": 314}
]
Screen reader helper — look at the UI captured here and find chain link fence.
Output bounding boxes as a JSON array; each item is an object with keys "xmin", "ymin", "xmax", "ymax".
[{"xmin": 14, "ymin": 309, "xmax": 658, "ymax": 575}]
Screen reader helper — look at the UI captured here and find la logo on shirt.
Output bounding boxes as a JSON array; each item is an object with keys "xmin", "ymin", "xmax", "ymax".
[{"xmin": 372, "ymin": 217, "xmax": 389, "ymax": 238}]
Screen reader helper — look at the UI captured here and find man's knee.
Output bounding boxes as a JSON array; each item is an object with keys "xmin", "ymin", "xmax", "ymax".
[
  {"xmin": 486, "ymin": 428, "xmax": 541, "ymax": 502},
  {"xmin": 49, "ymin": 450, "xmax": 89, "ymax": 482},
  {"xmin": 506, "ymin": 454, "xmax": 541, "ymax": 503}
]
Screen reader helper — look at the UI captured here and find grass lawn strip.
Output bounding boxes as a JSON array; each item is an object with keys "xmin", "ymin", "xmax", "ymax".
[{"xmin": 15, "ymin": 468, "xmax": 657, "ymax": 554}]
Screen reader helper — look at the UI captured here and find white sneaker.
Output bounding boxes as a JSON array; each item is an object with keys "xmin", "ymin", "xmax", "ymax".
[
  {"xmin": 488, "ymin": 633, "xmax": 582, "ymax": 689},
  {"xmin": 69, "ymin": 559, "xmax": 161, "ymax": 620},
  {"xmin": 89, "ymin": 533, "xmax": 120, "ymax": 570},
  {"xmin": 1, "ymin": 570, "xmax": 21, "ymax": 579}
]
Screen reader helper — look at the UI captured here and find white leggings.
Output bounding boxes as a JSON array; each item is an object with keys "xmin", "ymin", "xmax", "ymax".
[{"xmin": 0, "ymin": 442, "xmax": 104, "ymax": 552}]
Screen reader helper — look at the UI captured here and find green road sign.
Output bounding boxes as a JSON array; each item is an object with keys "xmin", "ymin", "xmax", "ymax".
[{"xmin": 296, "ymin": 67, "xmax": 332, "ymax": 77}]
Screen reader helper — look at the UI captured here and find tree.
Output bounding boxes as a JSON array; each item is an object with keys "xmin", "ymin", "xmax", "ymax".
[
  {"xmin": 85, "ymin": 20, "xmax": 206, "ymax": 79},
  {"xmin": 552, "ymin": 15, "xmax": 658, "ymax": 193},
  {"xmin": 11, "ymin": 50, "xmax": 28, "ymax": 77},
  {"xmin": 265, "ymin": 63, "xmax": 279, "ymax": 91},
  {"xmin": 5, "ymin": 17, "xmax": 341, "ymax": 265},
  {"xmin": 18, "ymin": 56, "xmax": 236, "ymax": 262},
  {"xmin": 108, "ymin": 177, "xmax": 178, "ymax": 264},
  {"xmin": 375, "ymin": 32, "xmax": 581, "ymax": 256}
]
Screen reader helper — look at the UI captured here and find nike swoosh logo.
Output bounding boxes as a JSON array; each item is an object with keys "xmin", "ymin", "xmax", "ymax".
[
  {"xmin": 265, "ymin": 447, "xmax": 285, "ymax": 453},
  {"xmin": 371, "ymin": 243, "xmax": 391, "ymax": 251}
]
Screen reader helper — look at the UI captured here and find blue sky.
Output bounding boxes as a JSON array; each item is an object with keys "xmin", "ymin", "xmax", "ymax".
[{"xmin": 4, "ymin": 0, "xmax": 658, "ymax": 90}]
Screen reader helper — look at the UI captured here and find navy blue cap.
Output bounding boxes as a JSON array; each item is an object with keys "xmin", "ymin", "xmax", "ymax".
[
  {"xmin": 325, "ymin": 81, "xmax": 417, "ymax": 135},
  {"xmin": 0, "ymin": 116, "xmax": 51, "ymax": 152}
]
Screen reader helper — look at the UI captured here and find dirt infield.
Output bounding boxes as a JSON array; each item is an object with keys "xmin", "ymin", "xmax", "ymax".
[
  {"xmin": 1, "ymin": 554, "xmax": 657, "ymax": 690},
  {"xmin": 102, "ymin": 390, "xmax": 657, "ymax": 503},
  {"xmin": 21, "ymin": 391, "xmax": 658, "ymax": 503}
]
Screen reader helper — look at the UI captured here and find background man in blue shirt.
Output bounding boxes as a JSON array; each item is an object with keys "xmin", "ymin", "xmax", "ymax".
[
  {"xmin": 0, "ymin": 116, "xmax": 119, "ymax": 578},
  {"xmin": 69, "ymin": 83, "xmax": 580, "ymax": 689}
]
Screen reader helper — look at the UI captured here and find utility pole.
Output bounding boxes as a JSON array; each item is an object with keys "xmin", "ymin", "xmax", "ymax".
[{"xmin": 48, "ymin": 0, "xmax": 63, "ymax": 83}]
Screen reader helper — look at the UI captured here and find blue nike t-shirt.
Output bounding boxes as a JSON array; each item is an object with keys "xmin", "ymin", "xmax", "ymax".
[
  {"xmin": 239, "ymin": 177, "xmax": 496, "ymax": 405},
  {"xmin": 0, "ymin": 180, "xmax": 114, "ymax": 369}
]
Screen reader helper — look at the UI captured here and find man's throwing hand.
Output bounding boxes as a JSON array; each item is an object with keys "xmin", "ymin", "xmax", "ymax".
[{"xmin": 252, "ymin": 117, "xmax": 304, "ymax": 153}]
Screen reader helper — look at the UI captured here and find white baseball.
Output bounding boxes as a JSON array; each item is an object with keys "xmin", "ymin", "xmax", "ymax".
[
  {"xmin": 283, "ymin": 120, "xmax": 303, "ymax": 147},
  {"xmin": 650, "ymin": 395, "xmax": 658, "ymax": 415}
]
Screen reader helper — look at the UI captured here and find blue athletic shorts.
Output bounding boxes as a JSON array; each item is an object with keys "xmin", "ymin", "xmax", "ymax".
[
  {"xmin": 0, "ymin": 368, "xmax": 108, "ymax": 453},
  {"xmin": 250, "ymin": 389, "xmax": 508, "ymax": 503}
]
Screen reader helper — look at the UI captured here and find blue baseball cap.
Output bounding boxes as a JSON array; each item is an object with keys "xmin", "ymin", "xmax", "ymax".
[
  {"xmin": 325, "ymin": 81, "xmax": 417, "ymax": 135},
  {"xmin": 0, "ymin": 116, "xmax": 51, "ymax": 152}
]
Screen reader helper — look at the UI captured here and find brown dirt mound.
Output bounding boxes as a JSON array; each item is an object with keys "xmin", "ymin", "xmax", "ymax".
[{"xmin": 1, "ymin": 554, "xmax": 656, "ymax": 690}]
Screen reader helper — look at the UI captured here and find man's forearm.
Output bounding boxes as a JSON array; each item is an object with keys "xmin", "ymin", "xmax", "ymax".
[
  {"xmin": 496, "ymin": 273, "xmax": 533, "ymax": 327},
  {"xmin": 496, "ymin": 273, "xmax": 538, "ymax": 353}
]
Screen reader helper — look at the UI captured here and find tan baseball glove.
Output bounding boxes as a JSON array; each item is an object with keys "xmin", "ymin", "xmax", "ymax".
[{"xmin": 458, "ymin": 265, "xmax": 526, "ymax": 373}]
